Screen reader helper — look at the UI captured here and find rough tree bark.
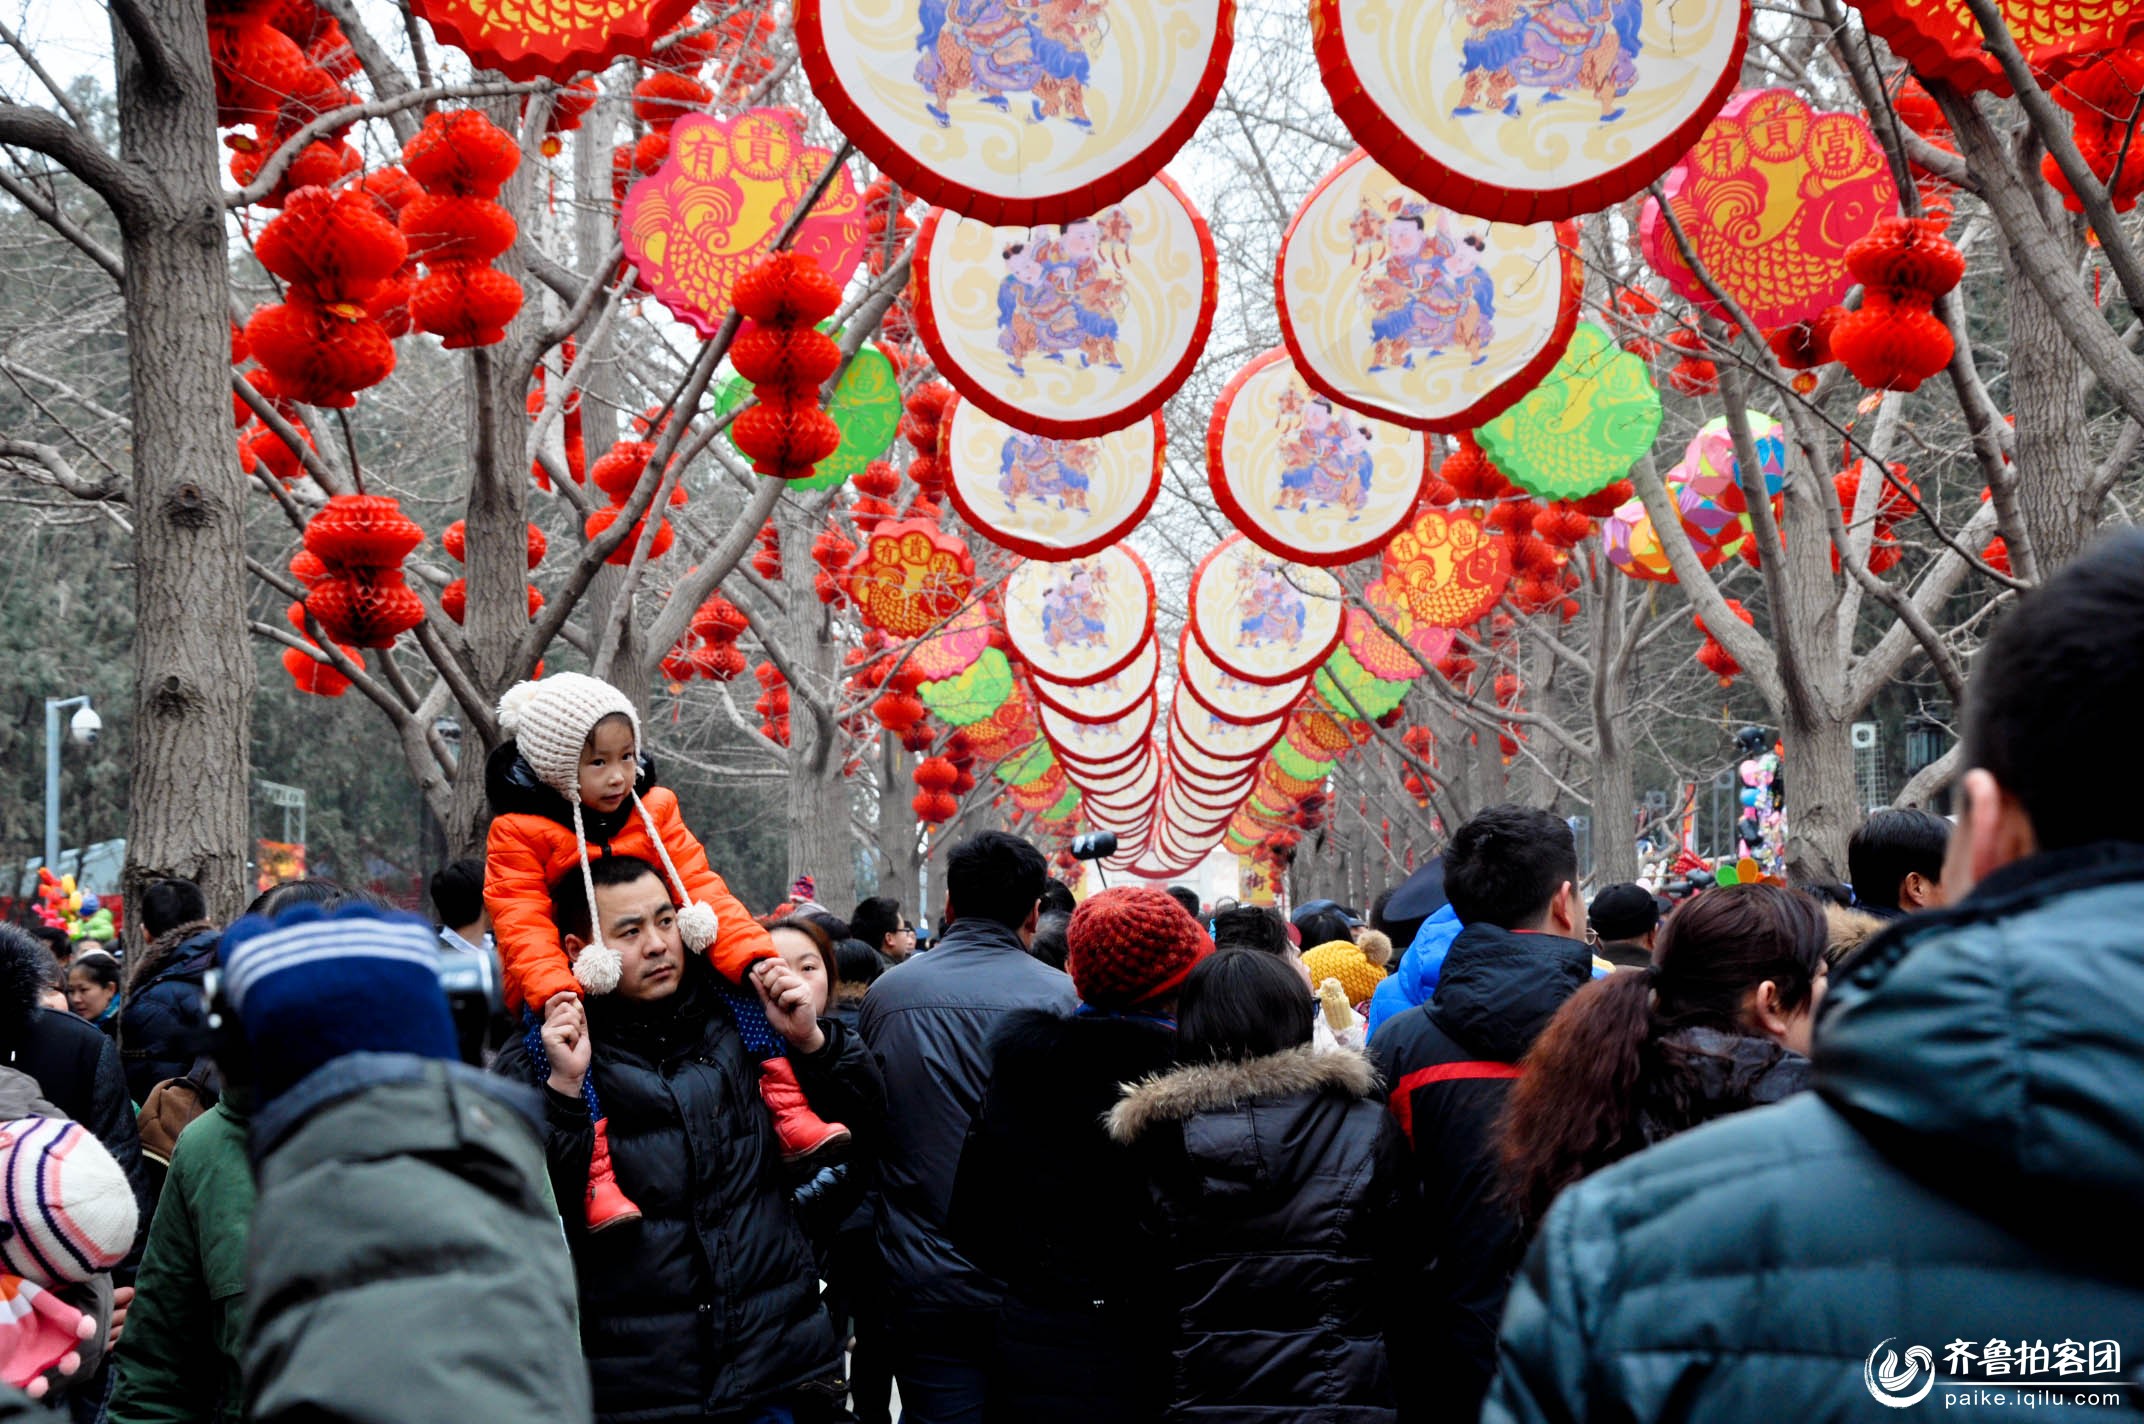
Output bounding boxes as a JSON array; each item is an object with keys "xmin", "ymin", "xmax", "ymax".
[
  {"xmin": 873, "ymin": 730, "xmax": 917, "ymax": 910},
  {"xmin": 777, "ymin": 497, "xmax": 855, "ymax": 908},
  {"xmin": 114, "ymin": 0, "xmax": 255, "ymax": 923},
  {"xmin": 2005, "ymin": 226, "xmax": 2102, "ymax": 570},
  {"xmin": 1587, "ymin": 571, "xmax": 1640, "ymax": 885}
]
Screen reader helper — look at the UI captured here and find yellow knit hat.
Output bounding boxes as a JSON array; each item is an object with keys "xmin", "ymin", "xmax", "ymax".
[{"xmin": 1301, "ymin": 939, "xmax": 1385, "ymax": 1007}]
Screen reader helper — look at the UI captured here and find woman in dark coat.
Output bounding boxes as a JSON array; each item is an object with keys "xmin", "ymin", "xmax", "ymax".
[
  {"xmin": 1109, "ymin": 948, "xmax": 1413, "ymax": 1424},
  {"xmin": 949, "ymin": 886, "xmax": 1212, "ymax": 1424},
  {"xmin": 1498, "ymin": 881, "xmax": 1825, "ymax": 1239},
  {"xmin": 119, "ymin": 878, "xmax": 223, "ymax": 1103}
]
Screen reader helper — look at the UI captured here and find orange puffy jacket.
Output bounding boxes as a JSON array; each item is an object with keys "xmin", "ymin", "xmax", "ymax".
[{"xmin": 484, "ymin": 752, "xmax": 773, "ymax": 1014}]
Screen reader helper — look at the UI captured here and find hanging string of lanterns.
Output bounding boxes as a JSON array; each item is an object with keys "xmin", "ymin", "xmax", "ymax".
[
  {"xmin": 1830, "ymin": 218, "xmax": 1966, "ymax": 393},
  {"xmin": 301, "ymin": 493, "xmax": 427, "ymax": 648},
  {"xmin": 245, "ymin": 185, "xmax": 406, "ymax": 408},
  {"xmin": 400, "ymin": 110, "xmax": 525, "ymax": 350},
  {"xmin": 729, "ymin": 252, "xmax": 846, "ymax": 482}
]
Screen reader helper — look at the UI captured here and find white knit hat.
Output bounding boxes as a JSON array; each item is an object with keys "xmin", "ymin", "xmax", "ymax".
[
  {"xmin": 493, "ymin": 672, "xmax": 719, "ymax": 993},
  {"xmin": 497, "ymin": 672, "xmax": 641, "ymax": 799},
  {"xmin": 0, "ymin": 1118, "xmax": 138, "ymax": 1286}
]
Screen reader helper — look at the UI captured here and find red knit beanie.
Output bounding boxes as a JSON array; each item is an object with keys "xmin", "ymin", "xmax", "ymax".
[{"xmin": 1066, "ymin": 887, "xmax": 1213, "ymax": 1011}]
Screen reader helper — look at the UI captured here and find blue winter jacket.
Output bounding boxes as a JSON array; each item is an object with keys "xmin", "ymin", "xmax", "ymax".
[{"xmin": 1364, "ymin": 904, "xmax": 1462, "ymax": 1038}]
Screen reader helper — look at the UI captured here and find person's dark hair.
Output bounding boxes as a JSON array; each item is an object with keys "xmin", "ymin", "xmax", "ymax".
[
  {"xmin": 1293, "ymin": 909, "xmax": 1354, "ymax": 950},
  {"xmin": 549, "ymin": 855, "xmax": 667, "ymax": 943},
  {"xmin": 140, "ymin": 878, "xmax": 209, "ymax": 940},
  {"xmin": 1501, "ymin": 883, "xmax": 1827, "ymax": 1234},
  {"xmin": 1210, "ymin": 904, "xmax": 1291, "ymax": 957},
  {"xmin": 1846, "ymin": 809, "xmax": 1949, "ymax": 911},
  {"xmin": 1796, "ymin": 879, "xmax": 1855, "ymax": 908},
  {"xmin": 1038, "ymin": 879, "xmax": 1078, "ymax": 917},
  {"xmin": 1368, "ymin": 887, "xmax": 1427, "ymax": 950},
  {"xmin": 833, "ymin": 938, "xmax": 884, "ymax": 995},
  {"xmin": 1445, "ymin": 805, "xmax": 1577, "ymax": 929},
  {"xmin": 68, "ymin": 950, "xmax": 122, "ymax": 993},
  {"xmin": 1176, "ymin": 949, "xmax": 1314, "ymax": 1063},
  {"xmin": 430, "ymin": 858, "xmax": 487, "ymax": 930},
  {"xmin": 1029, "ymin": 910, "xmax": 1071, "ymax": 970},
  {"xmin": 849, "ymin": 896, "xmax": 903, "ymax": 954},
  {"xmin": 28, "ymin": 924, "xmax": 72, "ymax": 966},
  {"xmin": 944, "ymin": 830, "xmax": 1048, "ymax": 930},
  {"xmin": 798, "ymin": 909, "xmax": 851, "ymax": 944},
  {"xmin": 769, "ymin": 915, "xmax": 840, "ymax": 999},
  {"xmin": 0, "ymin": 925, "xmax": 66, "ymax": 1027},
  {"xmin": 1165, "ymin": 886, "xmax": 1202, "ymax": 921},
  {"xmin": 244, "ymin": 878, "xmax": 347, "ymax": 920},
  {"xmin": 1965, "ymin": 529, "xmax": 2144, "ymax": 848}
]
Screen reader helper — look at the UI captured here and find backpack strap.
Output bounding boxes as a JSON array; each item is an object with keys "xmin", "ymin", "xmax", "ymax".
[{"xmin": 1386, "ymin": 1060, "xmax": 1524, "ymax": 1148}]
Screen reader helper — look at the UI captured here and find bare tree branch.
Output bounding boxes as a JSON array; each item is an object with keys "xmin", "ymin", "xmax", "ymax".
[{"xmin": 0, "ymin": 102, "xmax": 153, "ymax": 220}]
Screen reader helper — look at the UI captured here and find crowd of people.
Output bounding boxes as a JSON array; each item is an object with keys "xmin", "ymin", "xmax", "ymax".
[{"xmin": 1, "ymin": 530, "xmax": 2141, "ymax": 1420}]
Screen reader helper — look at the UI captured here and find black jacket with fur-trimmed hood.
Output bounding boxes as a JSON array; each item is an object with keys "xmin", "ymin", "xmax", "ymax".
[{"xmin": 1109, "ymin": 1046, "xmax": 1415, "ymax": 1424}]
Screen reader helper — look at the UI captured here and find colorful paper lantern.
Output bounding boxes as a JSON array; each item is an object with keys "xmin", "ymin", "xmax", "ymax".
[
  {"xmin": 1380, "ymin": 507, "xmax": 1512, "ymax": 628},
  {"xmin": 1178, "ymin": 628, "xmax": 1310, "ymax": 726},
  {"xmin": 845, "ymin": 517, "xmax": 976, "ymax": 638},
  {"xmin": 794, "ymin": 0, "xmax": 1233, "ymax": 224},
  {"xmin": 943, "ymin": 402, "xmax": 1164, "ymax": 560},
  {"xmin": 1601, "ymin": 497, "xmax": 1677, "ymax": 582},
  {"xmin": 1312, "ymin": 0, "xmax": 1750, "ymax": 223},
  {"xmin": 1188, "ymin": 534, "xmax": 1346, "ymax": 685},
  {"xmin": 1276, "ymin": 148, "xmax": 1579, "ymax": 432},
  {"xmin": 1344, "ymin": 579, "xmax": 1453, "ymax": 681},
  {"xmin": 1002, "ymin": 545, "xmax": 1156, "ymax": 686},
  {"xmin": 411, "ymin": 0, "xmax": 696, "ymax": 80},
  {"xmin": 1030, "ymin": 634, "xmax": 1160, "ymax": 723},
  {"xmin": 714, "ymin": 334, "xmax": 905, "ymax": 490},
  {"xmin": 1473, "ymin": 322, "xmax": 1662, "ymax": 501},
  {"xmin": 1639, "ymin": 89, "xmax": 1898, "ymax": 331},
  {"xmin": 915, "ymin": 172, "xmax": 1217, "ymax": 436},
  {"xmin": 920, "ymin": 647, "xmax": 1017, "ymax": 725},
  {"xmin": 909, "ymin": 598, "xmax": 995, "ymax": 681},
  {"xmin": 621, "ymin": 109, "xmax": 867, "ymax": 340},
  {"xmin": 1314, "ymin": 647, "xmax": 1411, "ymax": 720},
  {"xmin": 1207, "ymin": 349, "xmax": 1429, "ymax": 566}
]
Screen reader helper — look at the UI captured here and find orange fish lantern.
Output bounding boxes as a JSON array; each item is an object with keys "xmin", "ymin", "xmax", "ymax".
[
  {"xmin": 1639, "ymin": 89, "xmax": 1897, "ymax": 331},
  {"xmin": 411, "ymin": 0, "xmax": 697, "ymax": 82},
  {"xmin": 1845, "ymin": 0, "xmax": 2144, "ymax": 96},
  {"xmin": 620, "ymin": 109, "xmax": 867, "ymax": 340},
  {"xmin": 1380, "ymin": 507, "xmax": 1512, "ymax": 628},
  {"xmin": 845, "ymin": 517, "xmax": 975, "ymax": 639}
]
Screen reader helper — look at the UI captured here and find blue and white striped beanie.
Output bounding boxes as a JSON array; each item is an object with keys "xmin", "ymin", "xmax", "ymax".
[
  {"xmin": 0, "ymin": 1116, "xmax": 137, "ymax": 1285},
  {"xmin": 220, "ymin": 902, "xmax": 459, "ymax": 1102}
]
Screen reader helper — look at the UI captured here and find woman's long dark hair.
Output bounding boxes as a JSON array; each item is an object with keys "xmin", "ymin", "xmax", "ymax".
[
  {"xmin": 1499, "ymin": 883, "xmax": 1827, "ymax": 1235},
  {"xmin": 1177, "ymin": 948, "xmax": 1313, "ymax": 1063}
]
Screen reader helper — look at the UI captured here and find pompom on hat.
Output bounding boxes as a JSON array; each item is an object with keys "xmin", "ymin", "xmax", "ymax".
[
  {"xmin": 494, "ymin": 671, "xmax": 720, "ymax": 993},
  {"xmin": 1066, "ymin": 887, "xmax": 1213, "ymax": 1012},
  {"xmin": 0, "ymin": 1118, "xmax": 137, "ymax": 1286}
]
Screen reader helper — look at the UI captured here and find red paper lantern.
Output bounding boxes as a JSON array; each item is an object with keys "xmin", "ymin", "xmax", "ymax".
[
  {"xmin": 245, "ymin": 299, "xmax": 396, "ymax": 408},
  {"xmin": 731, "ymin": 397, "xmax": 841, "ymax": 478},
  {"xmin": 283, "ymin": 641, "xmax": 357, "ymax": 697},
  {"xmin": 730, "ymin": 326, "xmax": 843, "ymax": 394},
  {"xmin": 914, "ymin": 756, "xmax": 960, "ymax": 794},
  {"xmin": 306, "ymin": 565, "xmax": 426, "ymax": 647},
  {"xmin": 401, "ymin": 110, "xmax": 521, "ymax": 198},
  {"xmin": 303, "ymin": 493, "xmax": 424, "ymax": 568},
  {"xmin": 732, "ymin": 252, "xmax": 844, "ymax": 327},
  {"xmin": 410, "ymin": 261, "xmax": 524, "ymax": 350},
  {"xmin": 398, "ymin": 193, "xmax": 518, "ymax": 267},
  {"xmin": 583, "ymin": 507, "xmax": 675, "ymax": 564},
  {"xmin": 912, "ymin": 790, "xmax": 960, "ymax": 824},
  {"xmin": 254, "ymin": 186, "xmax": 408, "ymax": 305}
]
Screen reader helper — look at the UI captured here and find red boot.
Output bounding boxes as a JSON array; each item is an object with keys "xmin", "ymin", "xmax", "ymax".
[
  {"xmin": 760, "ymin": 1057, "xmax": 851, "ymax": 1165},
  {"xmin": 586, "ymin": 1116, "xmax": 641, "ymax": 1232}
]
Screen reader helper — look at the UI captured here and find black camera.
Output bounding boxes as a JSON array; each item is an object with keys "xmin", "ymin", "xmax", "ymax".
[{"xmin": 1069, "ymin": 830, "xmax": 1118, "ymax": 860}]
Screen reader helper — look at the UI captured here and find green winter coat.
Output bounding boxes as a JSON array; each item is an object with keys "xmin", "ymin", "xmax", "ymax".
[
  {"xmin": 1485, "ymin": 842, "xmax": 2144, "ymax": 1424},
  {"xmin": 240, "ymin": 1052, "xmax": 591, "ymax": 1424},
  {"xmin": 109, "ymin": 1098, "xmax": 255, "ymax": 1424}
]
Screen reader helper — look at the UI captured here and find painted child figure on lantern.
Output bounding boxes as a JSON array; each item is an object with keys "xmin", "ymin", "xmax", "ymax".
[
  {"xmin": 914, "ymin": 0, "xmax": 1109, "ymax": 128},
  {"xmin": 483, "ymin": 673, "xmax": 850, "ymax": 1234},
  {"xmin": 1452, "ymin": 0, "xmax": 1643, "ymax": 121},
  {"xmin": 1040, "ymin": 561, "xmax": 1111, "ymax": 649},
  {"xmin": 1237, "ymin": 560, "xmax": 1310, "ymax": 649},
  {"xmin": 1361, "ymin": 206, "xmax": 1498, "ymax": 370},
  {"xmin": 1276, "ymin": 394, "xmax": 1376, "ymax": 519},
  {"xmin": 998, "ymin": 431, "xmax": 1098, "ymax": 511},
  {"xmin": 995, "ymin": 216, "xmax": 1130, "ymax": 374}
]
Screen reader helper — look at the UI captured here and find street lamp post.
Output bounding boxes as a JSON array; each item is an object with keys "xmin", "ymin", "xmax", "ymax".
[{"xmin": 44, "ymin": 695, "xmax": 102, "ymax": 872}]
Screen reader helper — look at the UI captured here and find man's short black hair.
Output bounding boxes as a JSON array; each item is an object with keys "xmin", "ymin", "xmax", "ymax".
[
  {"xmin": 550, "ymin": 854, "xmax": 667, "ymax": 942},
  {"xmin": 141, "ymin": 878, "xmax": 208, "ymax": 939},
  {"xmin": 1965, "ymin": 530, "xmax": 2144, "ymax": 850},
  {"xmin": 850, "ymin": 895, "xmax": 903, "ymax": 952},
  {"xmin": 1210, "ymin": 904, "xmax": 1291, "ymax": 957},
  {"xmin": 1039, "ymin": 879, "xmax": 1078, "ymax": 917},
  {"xmin": 1029, "ymin": 910, "xmax": 1071, "ymax": 970},
  {"xmin": 1294, "ymin": 910, "xmax": 1355, "ymax": 949},
  {"xmin": 1165, "ymin": 885, "xmax": 1202, "ymax": 921},
  {"xmin": 1846, "ymin": 810, "xmax": 1949, "ymax": 910},
  {"xmin": 1444, "ymin": 804, "xmax": 1577, "ymax": 929},
  {"xmin": 430, "ymin": 858, "xmax": 486, "ymax": 930},
  {"xmin": 799, "ymin": 909, "xmax": 851, "ymax": 943},
  {"xmin": 944, "ymin": 831, "xmax": 1048, "ymax": 930}
]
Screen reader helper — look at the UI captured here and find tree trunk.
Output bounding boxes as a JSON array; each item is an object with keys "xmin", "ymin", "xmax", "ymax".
[
  {"xmin": 113, "ymin": 0, "xmax": 254, "ymax": 924},
  {"xmin": 1780, "ymin": 712, "xmax": 1857, "ymax": 886},
  {"xmin": 2005, "ymin": 231, "xmax": 2101, "ymax": 571},
  {"xmin": 873, "ymin": 729, "xmax": 916, "ymax": 910},
  {"xmin": 778, "ymin": 499, "xmax": 855, "ymax": 909},
  {"xmin": 1588, "ymin": 568, "xmax": 1640, "ymax": 885}
]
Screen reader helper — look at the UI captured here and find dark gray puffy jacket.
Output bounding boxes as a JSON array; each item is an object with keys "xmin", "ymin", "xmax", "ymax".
[{"xmin": 1487, "ymin": 842, "xmax": 2144, "ymax": 1424}]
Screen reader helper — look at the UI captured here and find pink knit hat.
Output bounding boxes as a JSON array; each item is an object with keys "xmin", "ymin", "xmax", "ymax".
[{"xmin": 0, "ymin": 1119, "xmax": 135, "ymax": 1287}]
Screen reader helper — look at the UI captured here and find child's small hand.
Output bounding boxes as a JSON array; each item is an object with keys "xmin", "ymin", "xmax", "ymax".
[
  {"xmin": 752, "ymin": 959, "xmax": 825, "ymax": 1055},
  {"xmin": 541, "ymin": 995, "xmax": 591, "ymax": 1096}
]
